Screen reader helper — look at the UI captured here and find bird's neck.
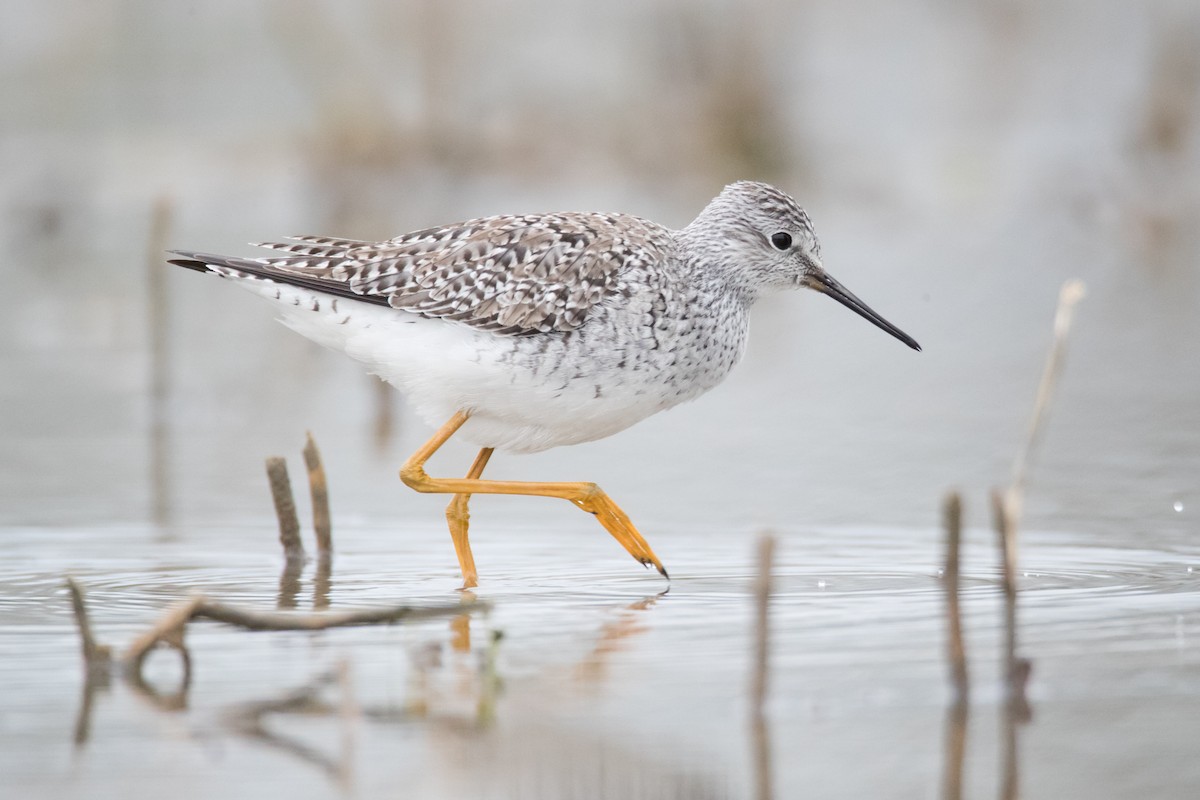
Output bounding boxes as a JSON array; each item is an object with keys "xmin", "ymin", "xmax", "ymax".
[{"xmin": 675, "ymin": 226, "xmax": 764, "ymax": 309}]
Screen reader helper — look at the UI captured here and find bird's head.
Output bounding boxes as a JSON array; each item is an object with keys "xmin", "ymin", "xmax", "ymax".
[{"xmin": 686, "ymin": 181, "xmax": 921, "ymax": 351}]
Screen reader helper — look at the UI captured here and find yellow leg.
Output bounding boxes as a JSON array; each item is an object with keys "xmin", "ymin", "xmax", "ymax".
[
  {"xmin": 445, "ymin": 447, "xmax": 493, "ymax": 589},
  {"xmin": 400, "ymin": 411, "xmax": 668, "ymax": 582}
]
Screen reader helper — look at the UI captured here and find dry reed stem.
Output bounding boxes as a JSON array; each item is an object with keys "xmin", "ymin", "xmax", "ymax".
[
  {"xmin": 992, "ymin": 280, "xmax": 1083, "ymax": 709},
  {"xmin": 303, "ymin": 432, "xmax": 333, "ymax": 554},
  {"xmin": 1004, "ymin": 279, "xmax": 1087, "ymax": 533},
  {"xmin": 266, "ymin": 456, "xmax": 305, "ymax": 562},
  {"xmin": 942, "ymin": 492, "xmax": 969, "ymax": 703}
]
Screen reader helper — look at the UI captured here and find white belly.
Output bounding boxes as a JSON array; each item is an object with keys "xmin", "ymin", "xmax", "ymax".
[{"xmin": 255, "ymin": 280, "xmax": 678, "ymax": 453}]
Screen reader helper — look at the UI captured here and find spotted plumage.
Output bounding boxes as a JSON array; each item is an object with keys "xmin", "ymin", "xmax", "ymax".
[{"xmin": 207, "ymin": 213, "xmax": 673, "ymax": 335}]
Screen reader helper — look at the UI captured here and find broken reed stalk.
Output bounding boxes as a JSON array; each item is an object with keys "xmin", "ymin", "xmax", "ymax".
[
  {"xmin": 66, "ymin": 577, "xmax": 110, "ymax": 673},
  {"xmin": 993, "ymin": 280, "xmax": 1083, "ymax": 708},
  {"xmin": 146, "ymin": 196, "xmax": 174, "ymax": 526},
  {"xmin": 942, "ymin": 492, "xmax": 969, "ymax": 703},
  {"xmin": 266, "ymin": 457, "xmax": 305, "ymax": 562},
  {"xmin": 303, "ymin": 432, "xmax": 333, "ymax": 554},
  {"xmin": 991, "ymin": 490, "xmax": 1032, "ymax": 711},
  {"xmin": 990, "ymin": 490, "xmax": 1017, "ymax": 606}
]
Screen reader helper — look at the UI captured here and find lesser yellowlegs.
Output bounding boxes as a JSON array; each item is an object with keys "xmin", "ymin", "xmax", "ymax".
[{"xmin": 169, "ymin": 181, "xmax": 920, "ymax": 587}]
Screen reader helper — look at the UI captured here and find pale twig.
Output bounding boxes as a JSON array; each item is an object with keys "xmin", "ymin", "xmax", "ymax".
[
  {"xmin": 303, "ymin": 432, "xmax": 333, "ymax": 554},
  {"xmin": 1003, "ymin": 279, "xmax": 1087, "ymax": 533},
  {"xmin": 993, "ymin": 281, "xmax": 1083, "ymax": 705}
]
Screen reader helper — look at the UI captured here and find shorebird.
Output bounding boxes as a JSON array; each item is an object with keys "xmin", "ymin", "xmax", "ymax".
[{"xmin": 170, "ymin": 181, "xmax": 919, "ymax": 587}]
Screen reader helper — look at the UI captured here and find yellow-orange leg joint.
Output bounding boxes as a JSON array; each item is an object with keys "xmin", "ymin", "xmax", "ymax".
[{"xmin": 399, "ymin": 411, "xmax": 668, "ymax": 585}]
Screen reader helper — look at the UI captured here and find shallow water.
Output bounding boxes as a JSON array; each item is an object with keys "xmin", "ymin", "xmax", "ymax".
[{"xmin": 3, "ymin": 519, "xmax": 1198, "ymax": 799}]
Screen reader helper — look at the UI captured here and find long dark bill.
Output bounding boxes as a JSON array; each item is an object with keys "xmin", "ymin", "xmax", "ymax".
[{"xmin": 803, "ymin": 272, "xmax": 921, "ymax": 351}]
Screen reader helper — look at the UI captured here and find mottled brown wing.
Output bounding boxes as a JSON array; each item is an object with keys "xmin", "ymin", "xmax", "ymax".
[{"xmin": 254, "ymin": 213, "xmax": 671, "ymax": 334}]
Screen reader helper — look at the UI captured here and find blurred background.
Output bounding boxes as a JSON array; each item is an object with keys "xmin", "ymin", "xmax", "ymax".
[
  {"xmin": 2, "ymin": 2, "xmax": 1199, "ymax": 798},
  {"xmin": 2, "ymin": 0, "xmax": 1197, "ymax": 536}
]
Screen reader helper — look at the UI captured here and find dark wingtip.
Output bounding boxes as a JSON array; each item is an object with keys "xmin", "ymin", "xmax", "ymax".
[
  {"xmin": 166, "ymin": 250, "xmax": 235, "ymax": 275},
  {"xmin": 166, "ymin": 250, "xmax": 211, "ymax": 273}
]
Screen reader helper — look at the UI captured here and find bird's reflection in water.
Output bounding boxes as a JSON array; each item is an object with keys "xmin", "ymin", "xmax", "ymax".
[
  {"xmin": 423, "ymin": 588, "xmax": 731, "ymax": 799},
  {"xmin": 64, "ymin": 579, "xmax": 744, "ymax": 798},
  {"xmin": 450, "ymin": 590, "xmax": 478, "ymax": 653},
  {"xmin": 574, "ymin": 590, "xmax": 668, "ymax": 685}
]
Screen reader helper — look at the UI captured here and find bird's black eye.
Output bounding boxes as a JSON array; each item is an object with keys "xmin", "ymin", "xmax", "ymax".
[{"xmin": 770, "ymin": 232, "xmax": 792, "ymax": 250}]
